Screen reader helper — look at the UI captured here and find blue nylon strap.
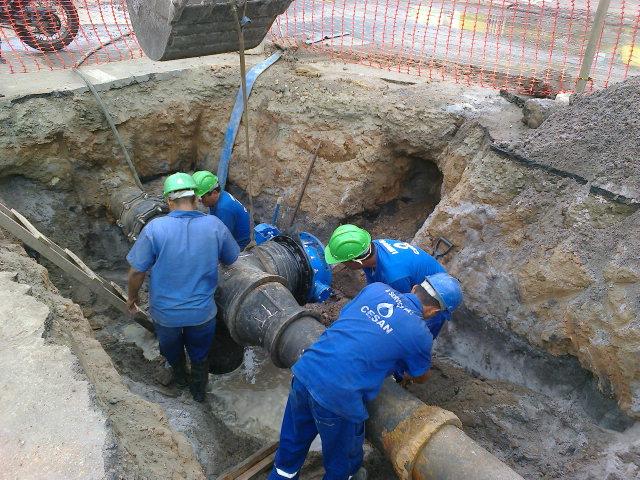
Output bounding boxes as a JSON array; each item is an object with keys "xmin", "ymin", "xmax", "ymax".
[{"xmin": 217, "ymin": 51, "xmax": 283, "ymax": 190}]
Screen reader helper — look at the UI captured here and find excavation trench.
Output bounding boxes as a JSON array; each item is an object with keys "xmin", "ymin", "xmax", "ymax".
[{"xmin": 1, "ymin": 59, "xmax": 639, "ymax": 479}]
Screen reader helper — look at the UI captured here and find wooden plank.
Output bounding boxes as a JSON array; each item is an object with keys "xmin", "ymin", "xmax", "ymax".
[
  {"xmin": 64, "ymin": 248, "xmax": 99, "ymax": 279},
  {"xmin": 235, "ymin": 452, "xmax": 276, "ymax": 480},
  {"xmin": 217, "ymin": 442, "xmax": 278, "ymax": 480},
  {"xmin": 110, "ymin": 281, "xmax": 128, "ymax": 300},
  {"xmin": 0, "ymin": 203, "xmax": 154, "ymax": 333},
  {"xmin": 10, "ymin": 208, "xmax": 44, "ymax": 239}
]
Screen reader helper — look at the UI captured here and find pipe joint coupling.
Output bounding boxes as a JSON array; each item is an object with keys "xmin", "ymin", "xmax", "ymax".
[
  {"xmin": 257, "ymin": 293, "xmax": 320, "ymax": 367},
  {"xmin": 110, "ymin": 187, "xmax": 167, "ymax": 241}
]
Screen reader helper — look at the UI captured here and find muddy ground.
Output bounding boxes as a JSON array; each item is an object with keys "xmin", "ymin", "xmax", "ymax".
[{"xmin": 1, "ymin": 52, "xmax": 639, "ymax": 479}]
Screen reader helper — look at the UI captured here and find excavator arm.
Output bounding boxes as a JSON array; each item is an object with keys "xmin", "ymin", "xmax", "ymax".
[{"xmin": 126, "ymin": 0, "xmax": 293, "ymax": 61}]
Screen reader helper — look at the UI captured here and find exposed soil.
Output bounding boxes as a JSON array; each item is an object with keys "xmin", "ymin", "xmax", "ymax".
[
  {"xmin": 0, "ymin": 232, "xmax": 206, "ymax": 480},
  {"xmin": 1, "ymin": 54, "xmax": 639, "ymax": 479},
  {"xmin": 308, "ymin": 207, "xmax": 640, "ymax": 480}
]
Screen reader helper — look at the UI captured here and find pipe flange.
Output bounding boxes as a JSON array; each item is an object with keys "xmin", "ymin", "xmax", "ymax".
[
  {"xmin": 381, "ymin": 405, "xmax": 462, "ymax": 480},
  {"xmin": 260, "ymin": 302, "xmax": 321, "ymax": 368},
  {"xmin": 272, "ymin": 235, "xmax": 313, "ymax": 304}
]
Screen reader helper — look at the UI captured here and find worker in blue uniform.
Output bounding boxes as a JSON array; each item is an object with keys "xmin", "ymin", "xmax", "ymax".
[
  {"xmin": 324, "ymin": 224, "xmax": 455, "ymax": 338},
  {"xmin": 126, "ymin": 173, "xmax": 240, "ymax": 402},
  {"xmin": 192, "ymin": 170, "xmax": 251, "ymax": 249},
  {"xmin": 268, "ymin": 273, "xmax": 463, "ymax": 480}
]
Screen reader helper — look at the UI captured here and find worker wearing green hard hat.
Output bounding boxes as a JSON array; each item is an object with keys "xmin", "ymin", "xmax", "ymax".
[
  {"xmin": 162, "ymin": 171, "xmax": 198, "ymax": 199},
  {"xmin": 192, "ymin": 170, "xmax": 251, "ymax": 249},
  {"xmin": 192, "ymin": 170, "xmax": 219, "ymax": 197},
  {"xmin": 324, "ymin": 224, "xmax": 372, "ymax": 265},
  {"xmin": 126, "ymin": 172, "xmax": 240, "ymax": 402},
  {"xmin": 324, "ymin": 224, "xmax": 462, "ymax": 339}
]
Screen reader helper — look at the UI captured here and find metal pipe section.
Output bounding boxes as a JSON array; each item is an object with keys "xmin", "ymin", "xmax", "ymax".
[
  {"xmin": 415, "ymin": 425, "xmax": 523, "ymax": 480},
  {"xmin": 109, "ymin": 186, "xmax": 167, "ymax": 242},
  {"xmin": 215, "ymin": 249, "xmax": 321, "ymax": 368}
]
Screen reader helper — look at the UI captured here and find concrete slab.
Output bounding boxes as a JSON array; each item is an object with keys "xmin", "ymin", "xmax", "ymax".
[
  {"xmin": 0, "ymin": 52, "xmax": 265, "ymax": 100},
  {"xmin": 0, "ymin": 273, "xmax": 107, "ymax": 479}
]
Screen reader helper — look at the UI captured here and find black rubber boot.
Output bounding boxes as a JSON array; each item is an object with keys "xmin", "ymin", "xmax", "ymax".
[
  {"xmin": 189, "ymin": 360, "xmax": 209, "ymax": 402},
  {"xmin": 169, "ymin": 353, "xmax": 189, "ymax": 389}
]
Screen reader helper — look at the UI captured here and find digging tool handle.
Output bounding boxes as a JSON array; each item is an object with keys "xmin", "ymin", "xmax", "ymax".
[{"xmin": 288, "ymin": 143, "xmax": 321, "ymax": 229}]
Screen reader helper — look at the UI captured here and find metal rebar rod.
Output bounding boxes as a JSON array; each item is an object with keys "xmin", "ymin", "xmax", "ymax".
[
  {"xmin": 288, "ymin": 143, "xmax": 322, "ymax": 228},
  {"xmin": 232, "ymin": 1, "xmax": 256, "ymax": 237}
]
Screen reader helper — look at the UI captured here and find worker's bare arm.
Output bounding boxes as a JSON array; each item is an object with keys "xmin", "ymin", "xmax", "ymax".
[
  {"xmin": 401, "ymin": 369, "xmax": 432, "ymax": 387},
  {"xmin": 411, "ymin": 369, "xmax": 433, "ymax": 384},
  {"xmin": 127, "ymin": 268, "xmax": 146, "ymax": 314}
]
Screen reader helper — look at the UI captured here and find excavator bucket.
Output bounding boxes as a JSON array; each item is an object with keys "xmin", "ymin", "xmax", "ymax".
[{"xmin": 126, "ymin": 0, "xmax": 293, "ymax": 61}]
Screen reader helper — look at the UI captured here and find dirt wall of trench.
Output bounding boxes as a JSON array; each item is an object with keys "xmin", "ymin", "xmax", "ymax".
[
  {"xmin": 1, "ymin": 56, "xmax": 639, "ymax": 420},
  {"xmin": 0, "ymin": 60, "xmax": 462, "ymax": 236},
  {"xmin": 0, "ymin": 231, "xmax": 205, "ymax": 479},
  {"xmin": 415, "ymin": 119, "xmax": 640, "ymax": 418}
]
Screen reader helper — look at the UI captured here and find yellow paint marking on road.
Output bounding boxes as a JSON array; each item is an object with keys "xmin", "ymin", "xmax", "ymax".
[{"xmin": 620, "ymin": 44, "xmax": 640, "ymax": 67}]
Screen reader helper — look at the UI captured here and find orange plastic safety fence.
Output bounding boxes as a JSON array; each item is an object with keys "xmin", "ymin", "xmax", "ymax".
[
  {"xmin": 0, "ymin": 0, "xmax": 142, "ymax": 74},
  {"xmin": 270, "ymin": 0, "xmax": 640, "ymax": 94},
  {"xmin": 1, "ymin": 0, "xmax": 638, "ymax": 94}
]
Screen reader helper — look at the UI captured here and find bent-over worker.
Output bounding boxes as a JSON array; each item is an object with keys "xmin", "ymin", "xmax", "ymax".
[
  {"xmin": 324, "ymin": 224, "xmax": 458, "ymax": 337},
  {"xmin": 192, "ymin": 170, "xmax": 251, "ymax": 250},
  {"xmin": 126, "ymin": 172, "xmax": 240, "ymax": 402},
  {"xmin": 268, "ymin": 273, "xmax": 462, "ymax": 480}
]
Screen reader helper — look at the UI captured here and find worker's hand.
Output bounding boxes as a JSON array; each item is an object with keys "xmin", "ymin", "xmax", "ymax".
[
  {"xmin": 400, "ymin": 374, "xmax": 414, "ymax": 389},
  {"xmin": 127, "ymin": 296, "xmax": 140, "ymax": 315}
]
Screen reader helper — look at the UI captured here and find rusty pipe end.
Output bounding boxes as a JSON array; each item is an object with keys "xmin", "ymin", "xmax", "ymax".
[{"xmin": 414, "ymin": 424, "xmax": 525, "ymax": 480}]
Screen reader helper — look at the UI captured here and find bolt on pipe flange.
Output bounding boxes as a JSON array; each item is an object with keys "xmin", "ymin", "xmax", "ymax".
[{"xmin": 109, "ymin": 187, "xmax": 167, "ymax": 241}]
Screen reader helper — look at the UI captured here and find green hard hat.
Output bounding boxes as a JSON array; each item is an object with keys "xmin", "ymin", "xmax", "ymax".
[
  {"xmin": 324, "ymin": 224, "xmax": 372, "ymax": 265},
  {"xmin": 163, "ymin": 172, "xmax": 197, "ymax": 198},
  {"xmin": 192, "ymin": 170, "xmax": 219, "ymax": 197}
]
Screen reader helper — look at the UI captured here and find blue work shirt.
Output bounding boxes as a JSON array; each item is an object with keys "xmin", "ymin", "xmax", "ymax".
[
  {"xmin": 292, "ymin": 282, "xmax": 433, "ymax": 423},
  {"xmin": 364, "ymin": 239, "xmax": 450, "ymax": 337},
  {"xmin": 126, "ymin": 210, "xmax": 240, "ymax": 327},
  {"xmin": 211, "ymin": 190, "xmax": 251, "ymax": 250}
]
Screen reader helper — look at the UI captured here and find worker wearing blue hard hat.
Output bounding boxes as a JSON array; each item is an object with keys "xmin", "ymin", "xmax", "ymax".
[
  {"xmin": 324, "ymin": 224, "xmax": 462, "ymax": 337},
  {"xmin": 269, "ymin": 277, "xmax": 463, "ymax": 480}
]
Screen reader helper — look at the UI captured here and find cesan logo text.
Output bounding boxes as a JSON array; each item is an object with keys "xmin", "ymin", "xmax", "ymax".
[{"xmin": 360, "ymin": 305, "xmax": 394, "ymax": 334}]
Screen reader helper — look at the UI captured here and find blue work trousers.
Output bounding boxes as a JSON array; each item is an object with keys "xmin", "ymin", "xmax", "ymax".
[
  {"xmin": 154, "ymin": 319, "xmax": 216, "ymax": 366},
  {"xmin": 268, "ymin": 377, "xmax": 365, "ymax": 480}
]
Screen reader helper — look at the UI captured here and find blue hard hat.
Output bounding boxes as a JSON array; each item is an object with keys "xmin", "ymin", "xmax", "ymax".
[{"xmin": 421, "ymin": 273, "xmax": 463, "ymax": 313}]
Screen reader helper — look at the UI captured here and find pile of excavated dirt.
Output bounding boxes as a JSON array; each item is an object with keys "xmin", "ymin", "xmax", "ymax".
[{"xmin": 512, "ymin": 76, "xmax": 640, "ymax": 198}]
